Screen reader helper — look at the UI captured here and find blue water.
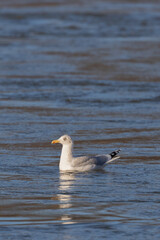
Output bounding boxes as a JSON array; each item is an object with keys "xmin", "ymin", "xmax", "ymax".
[{"xmin": 0, "ymin": 0, "xmax": 160, "ymax": 239}]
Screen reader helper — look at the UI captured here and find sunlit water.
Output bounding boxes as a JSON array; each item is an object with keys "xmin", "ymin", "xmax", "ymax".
[{"xmin": 0, "ymin": 0, "xmax": 160, "ymax": 239}]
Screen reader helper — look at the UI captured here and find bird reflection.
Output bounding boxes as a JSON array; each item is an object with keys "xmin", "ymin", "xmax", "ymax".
[
  {"xmin": 58, "ymin": 172, "xmax": 75, "ymax": 208},
  {"xmin": 57, "ymin": 172, "xmax": 77, "ymax": 224},
  {"xmin": 59, "ymin": 172, "xmax": 76, "ymax": 191}
]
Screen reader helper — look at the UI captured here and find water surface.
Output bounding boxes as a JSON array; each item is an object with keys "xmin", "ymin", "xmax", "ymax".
[{"xmin": 0, "ymin": 0, "xmax": 160, "ymax": 239}]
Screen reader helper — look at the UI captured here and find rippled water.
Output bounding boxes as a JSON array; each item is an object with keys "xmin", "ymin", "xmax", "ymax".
[{"xmin": 0, "ymin": 0, "xmax": 160, "ymax": 239}]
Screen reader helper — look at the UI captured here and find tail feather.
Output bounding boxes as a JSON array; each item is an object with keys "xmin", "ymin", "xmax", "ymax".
[
  {"xmin": 110, "ymin": 149, "xmax": 121, "ymax": 158},
  {"xmin": 106, "ymin": 149, "xmax": 121, "ymax": 164}
]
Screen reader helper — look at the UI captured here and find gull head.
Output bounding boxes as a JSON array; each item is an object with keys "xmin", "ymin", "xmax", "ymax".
[{"xmin": 51, "ymin": 135, "xmax": 73, "ymax": 146}]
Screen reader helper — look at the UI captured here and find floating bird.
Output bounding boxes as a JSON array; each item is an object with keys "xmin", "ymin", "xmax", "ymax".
[{"xmin": 51, "ymin": 135, "xmax": 121, "ymax": 171}]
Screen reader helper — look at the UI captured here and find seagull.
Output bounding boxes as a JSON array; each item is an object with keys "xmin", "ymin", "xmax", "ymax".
[{"xmin": 51, "ymin": 135, "xmax": 121, "ymax": 172}]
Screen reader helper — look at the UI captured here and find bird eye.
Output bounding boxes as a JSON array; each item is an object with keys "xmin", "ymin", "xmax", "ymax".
[{"xmin": 63, "ymin": 137, "xmax": 67, "ymax": 141}]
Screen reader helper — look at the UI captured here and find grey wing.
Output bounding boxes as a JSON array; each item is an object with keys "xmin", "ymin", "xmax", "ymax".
[
  {"xmin": 91, "ymin": 155, "xmax": 111, "ymax": 166},
  {"xmin": 71, "ymin": 155, "xmax": 111, "ymax": 167}
]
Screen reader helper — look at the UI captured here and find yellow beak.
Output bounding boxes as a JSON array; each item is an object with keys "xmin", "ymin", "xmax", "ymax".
[{"xmin": 51, "ymin": 139, "xmax": 60, "ymax": 144}]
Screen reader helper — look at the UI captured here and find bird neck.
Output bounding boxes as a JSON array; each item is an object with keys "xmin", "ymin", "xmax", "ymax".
[{"xmin": 59, "ymin": 143, "xmax": 73, "ymax": 169}]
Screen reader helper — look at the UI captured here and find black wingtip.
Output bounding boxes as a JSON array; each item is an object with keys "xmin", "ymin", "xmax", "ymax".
[{"xmin": 110, "ymin": 149, "xmax": 121, "ymax": 158}]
